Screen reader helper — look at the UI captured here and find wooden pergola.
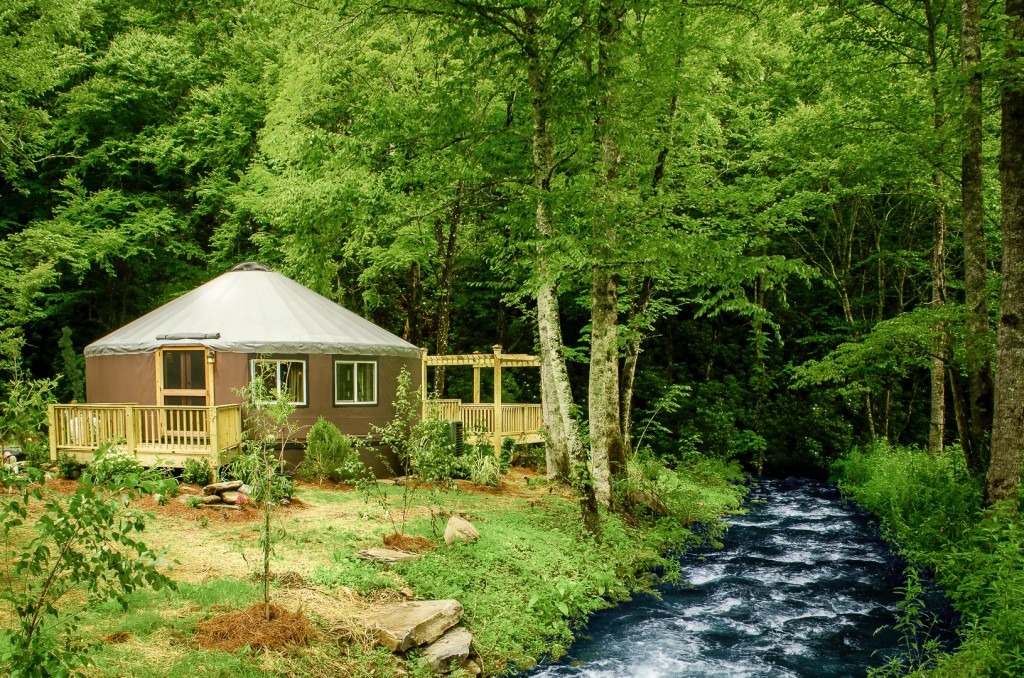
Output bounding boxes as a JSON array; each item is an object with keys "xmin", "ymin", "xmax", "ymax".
[{"xmin": 420, "ymin": 345, "xmax": 543, "ymax": 453}]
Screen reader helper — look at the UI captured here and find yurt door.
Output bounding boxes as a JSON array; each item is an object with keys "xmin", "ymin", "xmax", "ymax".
[{"xmin": 157, "ymin": 348, "xmax": 213, "ymax": 441}]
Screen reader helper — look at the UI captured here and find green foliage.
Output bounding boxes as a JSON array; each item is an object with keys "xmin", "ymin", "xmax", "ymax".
[
  {"xmin": 409, "ymin": 416, "xmax": 459, "ymax": 486},
  {"xmin": 0, "ymin": 467, "xmax": 176, "ymax": 676},
  {"xmin": 56, "ymin": 327, "xmax": 85, "ymax": 403},
  {"xmin": 833, "ymin": 443, "xmax": 1024, "ymax": 675},
  {"xmin": 55, "ymin": 451, "xmax": 82, "ymax": 480},
  {"xmin": 86, "ymin": 442, "xmax": 144, "ymax": 484},
  {"xmin": 298, "ymin": 417, "xmax": 362, "ymax": 483},
  {"xmin": 627, "ymin": 449, "xmax": 746, "ymax": 529},
  {"xmin": 180, "ymin": 458, "xmax": 211, "ymax": 486},
  {"xmin": 183, "ymin": 496, "xmax": 203, "ymax": 509},
  {"xmin": 310, "ymin": 553, "xmax": 397, "ymax": 595},
  {"xmin": 0, "ymin": 375, "xmax": 56, "ymax": 461},
  {"xmin": 469, "ymin": 454, "xmax": 500, "ymax": 488}
]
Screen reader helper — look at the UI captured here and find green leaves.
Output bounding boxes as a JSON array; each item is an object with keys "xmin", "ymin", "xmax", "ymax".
[{"xmin": 0, "ymin": 466, "xmax": 175, "ymax": 676}]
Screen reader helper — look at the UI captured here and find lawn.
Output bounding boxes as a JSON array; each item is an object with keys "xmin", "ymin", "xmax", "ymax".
[{"xmin": 1, "ymin": 464, "xmax": 744, "ymax": 677}]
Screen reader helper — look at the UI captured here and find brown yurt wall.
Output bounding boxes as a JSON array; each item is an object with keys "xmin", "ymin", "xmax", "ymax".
[
  {"xmin": 226, "ymin": 352, "xmax": 421, "ymax": 440},
  {"xmin": 85, "ymin": 353, "xmax": 157, "ymax": 405},
  {"xmin": 297, "ymin": 353, "xmax": 420, "ymax": 438},
  {"xmin": 212, "ymin": 352, "xmax": 247, "ymax": 406}
]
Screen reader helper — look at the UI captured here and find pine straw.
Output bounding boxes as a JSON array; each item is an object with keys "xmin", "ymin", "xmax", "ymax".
[
  {"xmin": 194, "ymin": 603, "xmax": 312, "ymax": 652},
  {"xmin": 382, "ymin": 532, "xmax": 435, "ymax": 553}
]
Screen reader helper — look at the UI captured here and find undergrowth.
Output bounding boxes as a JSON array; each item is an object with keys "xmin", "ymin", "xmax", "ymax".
[{"xmin": 832, "ymin": 442, "xmax": 1024, "ymax": 676}]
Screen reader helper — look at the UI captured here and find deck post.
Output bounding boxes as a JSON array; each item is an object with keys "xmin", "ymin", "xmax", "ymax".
[
  {"xmin": 473, "ymin": 365, "xmax": 481, "ymax": 404},
  {"xmin": 492, "ymin": 345, "xmax": 502, "ymax": 456},
  {"xmin": 209, "ymin": 406, "xmax": 220, "ymax": 479},
  {"xmin": 419, "ymin": 347, "xmax": 429, "ymax": 403},
  {"xmin": 47, "ymin": 404, "xmax": 57, "ymax": 461},
  {"xmin": 124, "ymin": 405, "xmax": 136, "ymax": 457}
]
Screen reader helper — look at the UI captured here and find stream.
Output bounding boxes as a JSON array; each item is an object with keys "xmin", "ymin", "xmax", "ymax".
[{"xmin": 527, "ymin": 478, "xmax": 910, "ymax": 677}]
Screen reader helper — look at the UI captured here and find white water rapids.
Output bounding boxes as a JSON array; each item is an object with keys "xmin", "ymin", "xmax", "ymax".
[{"xmin": 527, "ymin": 479, "xmax": 909, "ymax": 677}]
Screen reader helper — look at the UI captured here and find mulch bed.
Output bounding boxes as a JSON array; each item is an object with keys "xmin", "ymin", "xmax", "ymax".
[
  {"xmin": 147, "ymin": 495, "xmax": 307, "ymax": 523},
  {"xmin": 382, "ymin": 532, "xmax": 436, "ymax": 553},
  {"xmin": 194, "ymin": 603, "xmax": 312, "ymax": 652}
]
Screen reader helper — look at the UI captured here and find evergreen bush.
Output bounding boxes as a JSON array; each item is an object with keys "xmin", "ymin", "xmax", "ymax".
[{"xmin": 298, "ymin": 417, "xmax": 361, "ymax": 483}]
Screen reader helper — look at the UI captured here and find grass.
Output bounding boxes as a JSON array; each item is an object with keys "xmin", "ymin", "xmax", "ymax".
[
  {"xmin": 832, "ymin": 442, "xmax": 1024, "ymax": 676},
  {"xmin": 1, "ymin": 464, "xmax": 745, "ymax": 676}
]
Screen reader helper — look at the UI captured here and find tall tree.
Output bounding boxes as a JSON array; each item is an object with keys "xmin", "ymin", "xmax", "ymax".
[
  {"xmin": 960, "ymin": 0, "xmax": 991, "ymax": 469},
  {"xmin": 986, "ymin": 0, "xmax": 1024, "ymax": 503}
]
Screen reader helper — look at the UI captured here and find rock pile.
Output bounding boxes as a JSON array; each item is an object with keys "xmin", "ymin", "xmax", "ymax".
[
  {"xmin": 180, "ymin": 480, "xmax": 251, "ymax": 508},
  {"xmin": 370, "ymin": 599, "xmax": 480, "ymax": 675}
]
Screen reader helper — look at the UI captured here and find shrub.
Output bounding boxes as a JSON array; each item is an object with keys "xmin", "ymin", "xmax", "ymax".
[
  {"xmin": 410, "ymin": 417, "xmax": 459, "ymax": 485},
  {"xmin": 0, "ymin": 466, "xmax": 176, "ymax": 676},
  {"xmin": 181, "ymin": 458, "xmax": 211, "ymax": 486},
  {"xmin": 469, "ymin": 454, "xmax": 500, "ymax": 487},
  {"xmin": 55, "ymin": 451, "xmax": 83, "ymax": 480},
  {"xmin": 184, "ymin": 496, "xmax": 203, "ymax": 508},
  {"xmin": 298, "ymin": 417, "xmax": 362, "ymax": 483},
  {"xmin": 86, "ymin": 443, "xmax": 143, "ymax": 484}
]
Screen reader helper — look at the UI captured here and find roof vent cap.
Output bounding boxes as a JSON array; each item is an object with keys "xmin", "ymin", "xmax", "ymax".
[{"xmin": 231, "ymin": 261, "xmax": 271, "ymax": 272}]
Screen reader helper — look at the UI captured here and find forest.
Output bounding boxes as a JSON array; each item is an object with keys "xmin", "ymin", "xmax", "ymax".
[{"xmin": 2, "ymin": 0, "xmax": 1024, "ymax": 674}]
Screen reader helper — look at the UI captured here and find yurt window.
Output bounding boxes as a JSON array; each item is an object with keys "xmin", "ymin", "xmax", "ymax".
[
  {"xmin": 334, "ymin": 360, "xmax": 377, "ymax": 405},
  {"xmin": 250, "ymin": 358, "xmax": 307, "ymax": 406}
]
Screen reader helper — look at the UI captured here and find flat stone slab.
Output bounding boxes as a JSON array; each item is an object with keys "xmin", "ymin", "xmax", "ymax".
[
  {"xmin": 356, "ymin": 548, "xmax": 421, "ymax": 564},
  {"xmin": 203, "ymin": 480, "xmax": 243, "ymax": 495},
  {"xmin": 421, "ymin": 626, "xmax": 473, "ymax": 674},
  {"xmin": 371, "ymin": 599, "xmax": 463, "ymax": 652}
]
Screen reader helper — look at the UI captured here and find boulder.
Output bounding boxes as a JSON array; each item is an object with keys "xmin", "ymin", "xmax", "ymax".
[
  {"xmin": 221, "ymin": 490, "xmax": 241, "ymax": 504},
  {"xmin": 443, "ymin": 516, "xmax": 479, "ymax": 545},
  {"xmin": 201, "ymin": 494, "xmax": 223, "ymax": 505},
  {"xmin": 421, "ymin": 626, "xmax": 473, "ymax": 674},
  {"xmin": 460, "ymin": 659, "xmax": 482, "ymax": 676},
  {"xmin": 356, "ymin": 548, "xmax": 421, "ymax": 564},
  {"xmin": 203, "ymin": 480, "xmax": 243, "ymax": 495},
  {"xmin": 371, "ymin": 600, "xmax": 463, "ymax": 652}
]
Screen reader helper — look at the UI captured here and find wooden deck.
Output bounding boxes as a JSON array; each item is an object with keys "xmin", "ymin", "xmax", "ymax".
[
  {"xmin": 423, "ymin": 400, "xmax": 543, "ymax": 445},
  {"xmin": 421, "ymin": 346, "xmax": 544, "ymax": 453},
  {"xmin": 48, "ymin": 403, "xmax": 243, "ymax": 470}
]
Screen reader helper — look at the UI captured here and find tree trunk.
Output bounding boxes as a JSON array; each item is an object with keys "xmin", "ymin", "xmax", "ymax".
[
  {"xmin": 986, "ymin": 0, "xmax": 1024, "ymax": 504},
  {"xmin": 925, "ymin": 0, "xmax": 948, "ymax": 456},
  {"xmin": 928, "ymin": 185, "xmax": 948, "ymax": 455},
  {"xmin": 948, "ymin": 368, "xmax": 971, "ymax": 449},
  {"xmin": 526, "ymin": 13, "xmax": 600, "ymax": 534},
  {"xmin": 541, "ymin": 357, "xmax": 570, "ymax": 480},
  {"xmin": 432, "ymin": 186, "xmax": 462, "ymax": 396},
  {"xmin": 590, "ymin": 265, "xmax": 625, "ymax": 505},
  {"xmin": 587, "ymin": 0, "xmax": 627, "ymax": 507},
  {"xmin": 620, "ymin": 276, "xmax": 653, "ymax": 454},
  {"xmin": 961, "ymin": 0, "xmax": 992, "ymax": 470}
]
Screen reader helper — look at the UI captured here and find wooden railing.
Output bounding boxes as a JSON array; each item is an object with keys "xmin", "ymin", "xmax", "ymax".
[
  {"xmin": 502, "ymin": 404, "xmax": 542, "ymax": 435},
  {"xmin": 424, "ymin": 399, "xmax": 462, "ymax": 422},
  {"xmin": 48, "ymin": 404, "xmax": 243, "ymax": 471},
  {"xmin": 422, "ymin": 399, "xmax": 543, "ymax": 450},
  {"xmin": 460, "ymin": 404, "xmax": 496, "ymax": 433},
  {"xmin": 49, "ymin": 404, "xmax": 130, "ymax": 450}
]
